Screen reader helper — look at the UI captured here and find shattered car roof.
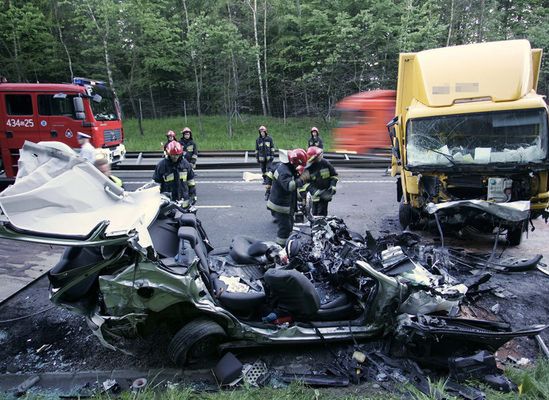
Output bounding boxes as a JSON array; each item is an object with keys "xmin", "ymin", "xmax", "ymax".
[{"xmin": 0, "ymin": 141, "xmax": 162, "ymax": 247}]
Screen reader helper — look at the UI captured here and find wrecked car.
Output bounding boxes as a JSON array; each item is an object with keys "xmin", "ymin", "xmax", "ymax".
[
  {"xmin": 0, "ymin": 142, "xmax": 545, "ymax": 367},
  {"xmin": 389, "ymin": 40, "xmax": 549, "ymax": 245}
]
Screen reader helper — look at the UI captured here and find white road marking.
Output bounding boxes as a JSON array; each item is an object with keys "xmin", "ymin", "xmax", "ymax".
[
  {"xmin": 124, "ymin": 180, "xmax": 394, "ymax": 184},
  {"xmin": 195, "ymin": 205, "xmax": 232, "ymax": 208}
]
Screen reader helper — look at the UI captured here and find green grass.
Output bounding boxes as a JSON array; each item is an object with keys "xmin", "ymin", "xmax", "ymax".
[{"xmin": 122, "ymin": 115, "xmax": 335, "ymax": 152}]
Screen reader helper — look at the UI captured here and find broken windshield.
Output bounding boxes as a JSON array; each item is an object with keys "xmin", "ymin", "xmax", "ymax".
[
  {"xmin": 90, "ymin": 84, "xmax": 119, "ymax": 121},
  {"xmin": 406, "ymin": 108, "xmax": 548, "ymax": 167}
]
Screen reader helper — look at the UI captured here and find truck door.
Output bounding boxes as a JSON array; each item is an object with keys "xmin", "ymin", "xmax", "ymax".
[
  {"xmin": 37, "ymin": 93, "xmax": 80, "ymax": 148},
  {"xmin": 0, "ymin": 92, "xmax": 39, "ymax": 177}
]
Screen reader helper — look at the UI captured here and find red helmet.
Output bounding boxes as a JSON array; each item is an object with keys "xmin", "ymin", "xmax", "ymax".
[
  {"xmin": 307, "ymin": 146, "xmax": 323, "ymax": 164},
  {"xmin": 288, "ymin": 148, "xmax": 307, "ymax": 168},
  {"xmin": 182, "ymin": 127, "xmax": 192, "ymax": 134},
  {"xmin": 166, "ymin": 140, "xmax": 183, "ymax": 156},
  {"xmin": 258, "ymin": 125, "xmax": 267, "ymax": 132},
  {"xmin": 310, "ymin": 126, "xmax": 319, "ymax": 133},
  {"xmin": 166, "ymin": 130, "xmax": 176, "ymax": 138}
]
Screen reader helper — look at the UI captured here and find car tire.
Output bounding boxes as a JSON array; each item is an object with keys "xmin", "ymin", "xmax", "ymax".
[
  {"xmin": 168, "ymin": 318, "xmax": 227, "ymax": 366},
  {"xmin": 506, "ymin": 226, "xmax": 522, "ymax": 246}
]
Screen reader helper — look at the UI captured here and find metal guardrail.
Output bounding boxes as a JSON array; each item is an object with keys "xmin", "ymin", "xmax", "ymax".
[
  {"xmin": 124, "ymin": 150, "xmax": 391, "ymax": 160},
  {"xmin": 116, "ymin": 150, "xmax": 390, "ymax": 171}
]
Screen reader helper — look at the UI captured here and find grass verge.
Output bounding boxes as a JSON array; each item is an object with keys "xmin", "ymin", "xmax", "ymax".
[{"xmin": 123, "ymin": 115, "xmax": 335, "ymax": 152}]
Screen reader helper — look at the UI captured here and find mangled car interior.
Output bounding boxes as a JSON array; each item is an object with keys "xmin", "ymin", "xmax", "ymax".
[{"xmin": 0, "ymin": 142, "xmax": 547, "ymax": 397}]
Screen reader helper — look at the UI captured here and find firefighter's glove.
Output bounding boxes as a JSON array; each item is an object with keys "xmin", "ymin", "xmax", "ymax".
[
  {"xmin": 300, "ymin": 169, "xmax": 310, "ymax": 182},
  {"xmin": 319, "ymin": 189, "xmax": 333, "ymax": 202}
]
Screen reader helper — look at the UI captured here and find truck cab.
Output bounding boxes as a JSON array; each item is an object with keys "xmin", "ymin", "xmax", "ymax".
[
  {"xmin": 390, "ymin": 40, "xmax": 549, "ymax": 245},
  {"xmin": 0, "ymin": 77, "xmax": 126, "ymax": 178},
  {"xmin": 333, "ymin": 90, "xmax": 396, "ymax": 155}
]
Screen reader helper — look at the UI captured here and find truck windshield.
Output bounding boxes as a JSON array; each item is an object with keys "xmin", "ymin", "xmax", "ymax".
[
  {"xmin": 90, "ymin": 84, "xmax": 119, "ymax": 121},
  {"xmin": 406, "ymin": 108, "xmax": 548, "ymax": 167}
]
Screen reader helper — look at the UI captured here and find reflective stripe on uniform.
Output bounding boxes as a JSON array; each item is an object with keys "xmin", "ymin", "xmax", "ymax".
[
  {"xmin": 164, "ymin": 173, "xmax": 174, "ymax": 182},
  {"xmin": 320, "ymin": 168, "xmax": 331, "ymax": 179},
  {"xmin": 288, "ymin": 179, "xmax": 296, "ymax": 192},
  {"xmin": 187, "ymin": 179, "xmax": 196, "ymax": 187},
  {"xmin": 179, "ymin": 171, "xmax": 188, "ymax": 181},
  {"xmin": 267, "ymin": 200, "xmax": 290, "ymax": 214},
  {"xmin": 258, "ymin": 156, "xmax": 265, "ymax": 161}
]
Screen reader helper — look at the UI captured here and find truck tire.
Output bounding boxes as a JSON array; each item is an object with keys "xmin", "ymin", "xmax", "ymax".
[
  {"xmin": 506, "ymin": 227, "xmax": 523, "ymax": 246},
  {"xmin": 168, "ymin": 318, "xmax": 227, "ymax": 366},
  {"xmin": 399, "ymin": 202, "xmax": 414, "ymax": 229}
]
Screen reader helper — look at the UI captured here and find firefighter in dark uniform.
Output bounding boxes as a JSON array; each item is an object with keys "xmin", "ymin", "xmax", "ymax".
[
  {"xmin": 180, "ymin": 127, "xmax": 198, "ymax": 169},
  {"xmin": 153, "ymin": 141, "xmax": 196, "ymax": 207},
  {"xmin": 308, "ymin": 126, "xmax": 324, "ymax": 149},
  {"xmin": 266, "ymin": 149, "xmax": 309, "ymax": 246},
  {"xmin": 305, "ymin": 146, "xmax": 338, "ymax": 216},
  {"xmin": 256, "ymin": 125, "xmax": 274, "ymax": 184}
]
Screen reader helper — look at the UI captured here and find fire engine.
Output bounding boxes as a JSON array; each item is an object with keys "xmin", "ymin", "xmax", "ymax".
[{"xmin": 0, "ymin": 77, "xmax": 126, "ymax": 178}]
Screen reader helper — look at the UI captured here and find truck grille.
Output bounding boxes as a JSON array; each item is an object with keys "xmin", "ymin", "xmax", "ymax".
[{"xmin": 103, "ymin": 129, "xmax": 122, "ymax": 143}]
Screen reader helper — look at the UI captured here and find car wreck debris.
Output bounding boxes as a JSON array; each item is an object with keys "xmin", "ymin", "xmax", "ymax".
[
  {"xmin": 0, "ymin": 142, "xmax": 546, "ymax": 397},
  {"xmin": 213, "ymin": 352, "xmax": 243, "ymax": 386},
  {"xmin": 13, "ymin": 376, "xmax": 40, "ymax": 398}
]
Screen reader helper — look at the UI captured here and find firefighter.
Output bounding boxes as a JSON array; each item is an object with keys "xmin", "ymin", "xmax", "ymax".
[
  {"xmin": 153, "ymin": 141, "xmax": 196, "ymax": 207},
  {"xmin": 266, "ymin": 148, "xmax": 309, "ymax": 246},
  {"xmin": 163, "ymin": 130, "xmax": 177, "ymax": 153},
  {"xmin": 94, "ymin": 157, "xmax": 124, "ymax": 188},
  {"xmin": 305, "ymin": 146, "xmax": 338, "ymax": 216},
  {"xmin": 308, "ymin": 126, "xmax": 324, "ymax": 149},
  {"xmin": 256, "ymin": 125, "xmax": 274, "ymax": 184},
  {"xmin": 77, "ymin": 132, "xmax": 96, "ymax": 162},
  {"xmin": 180, "ymin": 127, "xmax": 198, "ymax": 169}
]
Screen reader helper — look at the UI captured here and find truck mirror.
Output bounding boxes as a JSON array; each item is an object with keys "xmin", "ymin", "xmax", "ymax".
[
  {"xmin": 386, "ymin": 116, "xmax": 398, "ymax": 139},
  {"xmin": 73, "ymin": 97, "xmax": 85, "ymax": 120},
  {"xmin": 387, "ymin": 116, "xmax": 400, "ymax": 160},
  {"xmin": 392, "ymin": 138, "xmax": 401, "ymax": 160}
]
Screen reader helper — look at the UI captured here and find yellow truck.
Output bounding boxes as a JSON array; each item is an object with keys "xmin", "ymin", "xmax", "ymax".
[{"xmin": 388, "ymin": 40, "xmax": 548, "ymax": 245}]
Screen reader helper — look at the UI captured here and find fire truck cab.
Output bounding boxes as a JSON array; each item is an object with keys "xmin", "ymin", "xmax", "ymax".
[{"xmin": 0, "ymin": 77, "xmax": 126, "ymax": 178}]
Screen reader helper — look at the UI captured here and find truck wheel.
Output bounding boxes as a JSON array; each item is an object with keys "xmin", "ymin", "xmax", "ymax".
[
  {"xmin": 168, "ymin": 318, "xmax": 227, "ymax": 366},
  {"xmin": 399, "ymin": 202, "xmax": 415, "ymax": 229},
  {"xmin": 506, "ymin": 227, "xmax": 522, "ymax": 246}
]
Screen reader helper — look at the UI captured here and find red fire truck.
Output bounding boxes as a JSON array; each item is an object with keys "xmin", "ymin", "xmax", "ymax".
[
  {"xmin": 333, "ymin": 90, "xmax": 396, "ymax": 154},
  {"xmin": 0, "ymin": 77, "xmax": 126, "ymax": 178}
]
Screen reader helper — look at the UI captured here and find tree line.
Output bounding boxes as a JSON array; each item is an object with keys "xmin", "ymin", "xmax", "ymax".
[{"xmin": 1, "ymin": 0, "xmax": 547, "ymax": 132}]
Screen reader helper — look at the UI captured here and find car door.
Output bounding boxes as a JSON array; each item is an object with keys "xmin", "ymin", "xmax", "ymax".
[{"xmin": 37, "ymin": 92, "xmax": 80, "ymax": 147}]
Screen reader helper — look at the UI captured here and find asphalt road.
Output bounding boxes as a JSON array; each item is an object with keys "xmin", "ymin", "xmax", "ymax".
[{"xmin": 0, "ymin": 166, "xmax": 548, "ymax": 380}]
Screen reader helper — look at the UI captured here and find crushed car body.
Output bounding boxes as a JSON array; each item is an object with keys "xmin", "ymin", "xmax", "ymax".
[{"xmin": 0, "ymin": 142, "xmax": 545, "ymax": 368}]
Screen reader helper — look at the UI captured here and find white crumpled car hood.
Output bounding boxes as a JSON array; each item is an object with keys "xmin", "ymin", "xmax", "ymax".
[{"xmin": 0, "ymin": 141, "xmax": 162, "ymax": 247}]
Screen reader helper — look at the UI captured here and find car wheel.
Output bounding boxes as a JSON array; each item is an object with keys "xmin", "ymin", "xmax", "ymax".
[
  {"xmin": 168, "ymin": 318, "xmax": 227, "ymax": 366},
  {"xmin": 506, "ymin": 226, "xmax": 522, "ymax": 246}
]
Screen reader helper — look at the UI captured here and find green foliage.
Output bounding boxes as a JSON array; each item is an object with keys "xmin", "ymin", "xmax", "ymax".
[
  {"xmin": 0, "ymin": 0, "xmax": 547, "ymax": 122},
  {"xmin": 504, "ymin": 358, "xmax": 549, "ymax": 399}
]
